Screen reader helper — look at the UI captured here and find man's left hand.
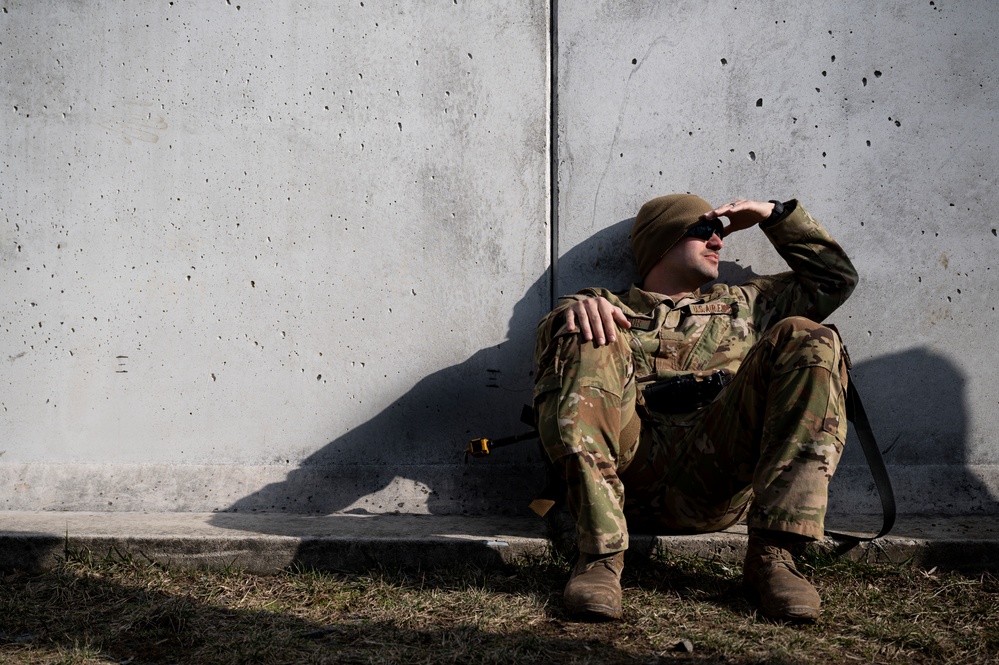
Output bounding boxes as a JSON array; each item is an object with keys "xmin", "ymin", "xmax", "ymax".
[{"xmin": 703, "ymin": 199, "xmax": 775, "ymax": 236}]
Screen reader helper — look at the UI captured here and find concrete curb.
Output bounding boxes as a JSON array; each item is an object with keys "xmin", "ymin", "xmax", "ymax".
[{"xmin": 1, "ymin": 512, "xmax": 996, "ymax": 574}]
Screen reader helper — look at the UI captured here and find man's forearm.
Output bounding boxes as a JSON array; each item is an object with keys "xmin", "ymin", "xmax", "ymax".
[{"xmin": 756, "ymin": 202, "xmax": 859, "ymax": 322}]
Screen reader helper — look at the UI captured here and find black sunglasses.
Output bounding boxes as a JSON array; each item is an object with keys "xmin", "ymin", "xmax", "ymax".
[{"xmin": 683, "ymin": 219, "xmax": 724, "ymax": 241}]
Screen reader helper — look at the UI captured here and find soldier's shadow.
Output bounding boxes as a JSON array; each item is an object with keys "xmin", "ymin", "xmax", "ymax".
[
  {"xmin": 210, "ymin": 217, "xmax": 996, "ymax": 543},
  {"xmin": 208, "ymin": 219, "xmax": 642, "ymax": 536},
  {"xmin": 210, "ymin": 291, "xmax": 547, "ymax": 521}
]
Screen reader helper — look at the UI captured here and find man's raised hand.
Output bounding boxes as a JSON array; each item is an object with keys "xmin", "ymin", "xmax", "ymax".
[{"xmin": 703, "ymin": 199, "xmax": 775, "ymax": 236}]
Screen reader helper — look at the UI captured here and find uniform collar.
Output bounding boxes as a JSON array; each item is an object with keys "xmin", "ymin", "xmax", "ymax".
[{"xmin": 629, "ymin": 284, "xmax": 705, "ymax": 311}]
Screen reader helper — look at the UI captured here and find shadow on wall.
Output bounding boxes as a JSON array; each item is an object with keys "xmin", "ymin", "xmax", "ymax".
[
  {"xmin": 828, "ymin": 347, "xmax": 999, "ymax": 520},
  {"xmin": 211, "ymin": 292, "xmax": 546, "ymax": 519},
  {"xmin": 209, "ymin": 219, "xmax": 644, "ymax": 526},
  {"xmin": 210, "ymin": 217, "xmax": 997, "ymax": 537}
]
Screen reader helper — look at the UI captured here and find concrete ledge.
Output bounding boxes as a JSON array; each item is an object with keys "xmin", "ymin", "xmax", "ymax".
[{"xmin": 1, "ymin": 512, "xmax": 997, "ymax": 574}]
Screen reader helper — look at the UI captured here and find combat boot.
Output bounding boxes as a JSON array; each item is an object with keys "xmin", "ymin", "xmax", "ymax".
[
  {"xmin": 563, "ymin": 551, "xmax": 624, "ymax": 620},
  {"xmin": 743, "ymin": 530, "xmax": 821, "ymax": 622}
]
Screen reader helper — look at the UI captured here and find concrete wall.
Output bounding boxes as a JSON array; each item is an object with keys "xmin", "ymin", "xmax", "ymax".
[
  {"xmin": 3, "ymin": 1, "xmax": 998, "ymax": 518},
  {"xmin": 1, "ymin": 1, "xmax": 550, "ymax": 514}
]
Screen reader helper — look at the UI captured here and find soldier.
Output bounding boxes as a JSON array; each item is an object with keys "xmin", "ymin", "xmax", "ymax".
[{"xmin": 532, "ymin": 195, "xmax": 857, "ymax": 622}]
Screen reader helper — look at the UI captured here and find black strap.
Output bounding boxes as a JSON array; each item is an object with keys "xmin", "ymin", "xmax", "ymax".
[{"xmin": 823, "ymin": 373, "xmax": 896, "ymax": 544}]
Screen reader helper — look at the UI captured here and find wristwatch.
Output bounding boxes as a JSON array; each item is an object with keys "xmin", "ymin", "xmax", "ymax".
[{"xmin": 762, "ymin": 199, "xmax": 787, "ymax": 227}]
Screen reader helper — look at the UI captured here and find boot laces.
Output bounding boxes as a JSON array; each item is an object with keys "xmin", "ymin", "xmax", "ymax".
[
  {"xmin": 578, "ymin": 553, "xmax": 621, "ymax": 575},
  {"xmin": 755, "ymin": 544, "xmax": 809, "ymax": 579}
]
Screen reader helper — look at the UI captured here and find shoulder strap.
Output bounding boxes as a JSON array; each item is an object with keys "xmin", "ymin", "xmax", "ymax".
[{"xmin": 823, "ymin": 372, "xmax": 896, "ymax": 543}]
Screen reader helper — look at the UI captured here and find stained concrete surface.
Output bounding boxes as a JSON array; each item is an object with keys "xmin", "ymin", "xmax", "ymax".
[{"xmin": 2, "ymin": 512, "xmax": 997, "ymax": 575}]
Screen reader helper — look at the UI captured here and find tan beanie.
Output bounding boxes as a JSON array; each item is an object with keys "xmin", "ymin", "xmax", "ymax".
[{"xmin": 630, "ymin": 194, "xmax": 714, "ymax": 277}]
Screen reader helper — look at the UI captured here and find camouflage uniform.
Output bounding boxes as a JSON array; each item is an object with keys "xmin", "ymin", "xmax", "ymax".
[{"xmin": 533, "ymin": 201, "xmax": 857, "ymax": 554}]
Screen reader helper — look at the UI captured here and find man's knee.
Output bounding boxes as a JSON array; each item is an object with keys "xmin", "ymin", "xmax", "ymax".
[
  {"xmin": 763, "ymin": 317, "xmax": 845, "ymax": 373},
  {"xmin": 767, "ymin": 316, "xmax": 835, "ymax": 339}
]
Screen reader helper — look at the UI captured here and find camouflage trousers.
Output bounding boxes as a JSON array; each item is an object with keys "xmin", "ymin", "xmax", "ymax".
[{"xmin": 533, "ymin": 316, "xmax": 849, "ymax": 554}]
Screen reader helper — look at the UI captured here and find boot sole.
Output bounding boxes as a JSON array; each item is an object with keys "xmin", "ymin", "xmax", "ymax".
[
  {"xmin": 565, "ymin": 602, "xmax": 622, "ymax": 622},
  {"xmin": 760, "ymin": 604, "xmax": 819, "ymax": 622},
  {"xmin": 744, "ymin": 586, "xmax": 820, "ymax": 622}
]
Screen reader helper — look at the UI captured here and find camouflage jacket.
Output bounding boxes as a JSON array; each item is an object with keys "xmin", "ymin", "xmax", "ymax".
[{"xmin": 535, "ymin": 200, "xmax": 858, "ymax": 384}]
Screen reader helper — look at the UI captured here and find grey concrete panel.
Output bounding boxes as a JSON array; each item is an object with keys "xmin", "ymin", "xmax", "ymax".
[
  {"xmin": 1, "ymin": 2, "xmax": 550, "ymax": 512},
  {"xmin": 557, "ymin": 2, "xmax": 999, "ymax": 513}
]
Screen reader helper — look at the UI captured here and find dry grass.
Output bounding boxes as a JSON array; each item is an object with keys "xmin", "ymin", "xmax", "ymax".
[{"xmin": 0, "ymin": 544, "xmax": 996, "ymax": 664}]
